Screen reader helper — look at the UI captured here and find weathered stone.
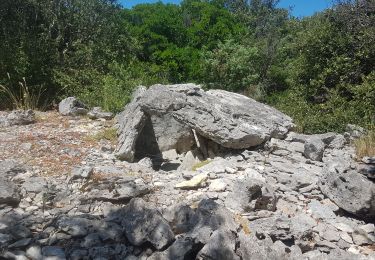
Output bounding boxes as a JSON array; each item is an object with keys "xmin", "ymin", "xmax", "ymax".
[
  {"xmin": 249, "ymin": 216, "xmax": 293, "ymax": 242},
  {"xmin": 148, "ymin": 235, "xmax": 196, "ymax": 260},
  {"xmin": 187, "ymin": 199, "xmax": 239, "ymax": 244},
  {"xmin": 357, "ymin": 163, "xmax": 375, "ymax": 180},
  {"xmin": 115, "ymin": 86, "xmax": 195, "ymax": 162},
  {"xmin": 175, "ymin": 173, "xmax": 208, "ymax": 190},
  {"xmin": 81, "ymin": 233, "xmax": 102, "ymax": 248},
  {"xmin": 71, "ymin": 166, "xmax": 93, "ymax": 179},
  {"xmin": 225, "ymin": 178, "xmax": 277, "ymax": 213},
  {"xmin": 42, "ymin": 246, "xmax": 66, "ymax": 259},
  {"xmin": 304, "ymin": 137, "xmax": 325, "ymax": 161},
  {"xmin": 163, "ymin": 203, "xmax": 196, "ymax": 234},
  {"xmin": 352, "ymin": 230, "xmax": 372, "ymax": 245},
  {"xmin": 121, "ymin": 198, "xmax": 175, "ymax": 250},
  {"xmin": 138, "ymin": 157, "xmax": 154, "ymax": 169},
  {"xmin": 333, "ymin": 223, "xmax": 354, "ymax": 233},
  {"xmin": 87, "ymin": 107, "xmax": 113, "ymax": 120},
  {"xmin": 340, "ymin": 232, "xmax": 353, "ymax": 244},
  {"xmin": 21, "ymin": 177, "xmax": 47, "ymax": 193},
  {"xmin": 26, "ymin": 245, "xmax": 42, "ymax": 260},
  {"xmin": 319, "ymin": 165, "xmax": 375, "ymax": 219},
  {"xmin": 208, "ymin": 179, "xmax": 227, "ymax": 192},
  {"xmin": 8, "ymin": 225, "xmax": 32, "ymax": 239},
  {"xmin": 115, "ymin": 87, "xmax": 148, "ymax": 161},
  {"xmin": 362, "ymin": 156, "xmax": 375, "ymax": 164},
  {"xmin": 116, "ymin": 84, "xmax": 294, "ymax": 161},
  {"xmin": 244, "ymin": 168, "xmax": 266, "ymax": 182},
  {"xmin": 359, "ymin": 223, "xmax": 375, "ymax": 234},
  {"xmin": 0, "ymin": 177, "xmax": 20, "ymax": 206},
  {"xmin": 56, "ymin": 217, "xmax": 91, "ymax": 237},
  {"xmin": 178, "ymin": 151, "xmax": 201, "ymax": 171},
  {"xmin": 308, "ymin": 200, "xmax": 336, "ymax": 220},
  {"xmin": 196, "ymin": 229, "xmax": 240, "ymax": 260},
  {"xmin": 0, "ymin": 233, "xmax": 13, "ymax": 245},
  {"xmin": 237, "ymin": 233, "xmax": 303, "ymax": 260},
  {"xmin": 58, "ymin": 97, "xmax": 88, "ymax": 116},
  {"xmin": 0, "ymin": 110, "xmax": 35, "ymax": 127},
  {"xmin": 0, "ymin": 160, "xmax": 27, "ymax": 178},
  {"xmin": 84, "ymin": 176, "xmax": 150, "ymax": 202},
  {"xmin": 346, "ymin": 124, "xmax": 366, "ymax": 139},
  {"xmin": 8, "ymin": 238, "xmax": 32, "ymax": 249}
]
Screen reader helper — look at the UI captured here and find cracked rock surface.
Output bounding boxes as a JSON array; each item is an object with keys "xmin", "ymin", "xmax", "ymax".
[{"xmin": 0, "ymin": 91, "xmax": 374, "ymax": 259}]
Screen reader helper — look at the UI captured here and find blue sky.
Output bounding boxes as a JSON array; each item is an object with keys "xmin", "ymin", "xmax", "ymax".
[{"xmin": 120, "ymin": 0, "xmax": 334, "ymax": 17}]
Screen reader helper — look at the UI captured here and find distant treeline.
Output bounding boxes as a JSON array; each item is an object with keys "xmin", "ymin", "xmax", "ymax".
[{"xmin": 0, "ymin": 0, "xmax": 374, "ymax": 133}]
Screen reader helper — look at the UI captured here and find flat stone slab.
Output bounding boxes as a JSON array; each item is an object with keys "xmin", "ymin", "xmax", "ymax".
[{"xmin": 116, "ymin": 84, "xmax": 294, "ymax": 162}]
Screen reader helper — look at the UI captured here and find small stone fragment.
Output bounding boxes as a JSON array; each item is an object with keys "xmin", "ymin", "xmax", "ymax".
[{"xmin": 175, "ymin": 173, "xmax": 208, "ymax": 189}]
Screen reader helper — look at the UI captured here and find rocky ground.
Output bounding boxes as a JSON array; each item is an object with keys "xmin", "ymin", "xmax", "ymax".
[{"xmin": 0, "ymin": 93, "xmax": 375, "ymax": 259}]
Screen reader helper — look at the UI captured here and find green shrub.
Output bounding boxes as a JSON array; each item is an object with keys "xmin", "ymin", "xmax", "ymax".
[{"xmin": 202, "ymin": 39, "xmax": 262, "ymax": 96}]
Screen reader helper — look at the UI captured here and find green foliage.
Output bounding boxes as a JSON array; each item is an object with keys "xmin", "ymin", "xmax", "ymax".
[
  {"xmin": 202, "ymin": 39, "xmax": 262, "ymax": 97},
  {"xmin": 0, "ymin": 0, "xmax": 373, "ymax": 134}
]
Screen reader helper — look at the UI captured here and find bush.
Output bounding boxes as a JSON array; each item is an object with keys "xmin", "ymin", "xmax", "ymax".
[
  {"xmin": 55, "ymin": 61, "xmax": 165, "ymax": 113},
  {"xmin": 201, "ymin": 39, "xmax": 262, "ymax": 96},
  {"xmin": 268, "ymin": 77, "xmax": 375, "ymax": 134}
]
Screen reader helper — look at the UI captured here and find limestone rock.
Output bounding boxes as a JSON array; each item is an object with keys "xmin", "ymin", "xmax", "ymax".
[
  {"xmin": 225, "ymin": 178, "xmax": 277, "ymax": 213},
  {"xmin": 116, "ymin": 84, "xmax": 294, "ymax": 161},
  {"xmin": 346, "ymin": 124, "xmax": 366, "ymax": 139},
  {"xmin": 71, "ymin": 166, "xmax": 93, "ymax": 180},
  {"xmin": 58, "ymin": 97, "xmax": 88, "ymax": 116},
  {"xmin": 196, "ymin": 229, "xmax": 240, "ymax": 260},
  {"xmin": 26, "ymin": 245, "xmax": 42, "ymax": 260},
  {"xmin": 0, "ymin": 110, "xmax": 35, "ymax": 127},
  {"xmin": 162, "ymin": 203, "xmax": 196, "ymax": 234},
  {"xmin": 319, "ymin": 165, "xmax": 375, "ymax": 219},
  {"xmin": 56, "ymin": 217, "xmax": 91, "ymax": 237},
  {"xmin": 175, "ymin": 173, "xmax": 208, "ymax": 189},
  {"xmin": 237, "ymin": 233, "xmax": 303, "ymax": 260},
  {"xmin": 0, "ymin": 177, "xmax": 20, "ymax": 206},
  {"xmin": 121, "ymin": 198, "xmax": 175, "ymax": 250},
  {"xmin": 208, "ymin": 179, "xmax": 227, "ymax": 192},
  {"xmin": 304, "ymin": 137, "xmax": 325, "ymax": 161},
  {"xmin": 178, "ymin": 150, "xmax": 201, "ymax": 171},
  {"xmin": 84, "ymin": 176, "xmax": 151, "ymax": 203},
  {"xmin": 42, "ymin": 246, "xmax": 66, "ymax": 259},
  {"xmin": 87, "ymin": 107, "xmax": 113, "ymax": 120},
  {"xmin": 186, "ymin": 199, "xmax": 239, "ymax": 244},
  {"xmin": 21, "ymin": 177, "xmax": 47, "ymax": 193},
  {"xmin": 0, "ymin": 160, "xmax": 27, "ymax": 178},
  {"xmin": 148, "ymin": 235, "xmax": 195, "ymax": 260}
]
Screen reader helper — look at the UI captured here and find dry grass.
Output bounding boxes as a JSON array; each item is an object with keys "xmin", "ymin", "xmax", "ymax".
[
  {"xmin": 192, "ymin": 159, "xmax": 211, "ymax": 171},
  {"xmin": 0, "ymin": 75, "xmax": 44, "ymax": 110},
  {"xmin": 86, "ymin": 127, "xmax": 117, "ymax": 142},
  {"xmin": 235, "ymin": 214, "xmax": 251, "ymax": 235},
  {"xmin": 354, "ymin": 131, "xmax": 375, "ymax": 159}
]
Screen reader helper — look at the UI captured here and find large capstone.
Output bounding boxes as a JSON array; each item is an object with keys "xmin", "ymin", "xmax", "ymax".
[{"xmin": 115, "ymin": 84, "xmax": 294, "ymax": 162}]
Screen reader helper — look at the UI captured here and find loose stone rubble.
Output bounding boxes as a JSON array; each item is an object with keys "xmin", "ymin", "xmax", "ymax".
[
  {"xmin": 0, "ymin": 86, "xmax": 374, "ymax": 259},
  {"xmin": 0, "ymin": 110, "xmax": 35, "ymax": 127}
]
